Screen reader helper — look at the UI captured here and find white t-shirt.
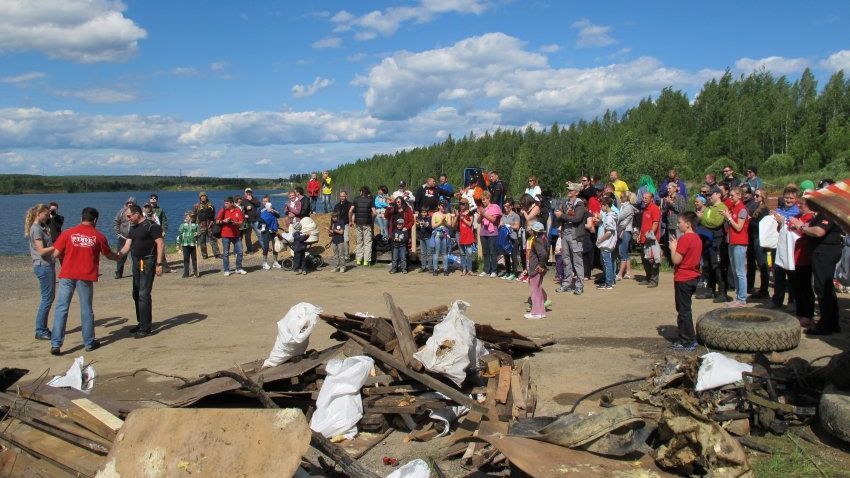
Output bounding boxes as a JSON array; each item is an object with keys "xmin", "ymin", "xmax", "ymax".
[{"xmin": 525, "ymin": 185, "xmax": 542, "ymax": 200}]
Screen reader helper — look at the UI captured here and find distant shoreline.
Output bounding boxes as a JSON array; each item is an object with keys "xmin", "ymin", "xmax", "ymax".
[{"xmin": 0, "ymin": 174, "xmax": 298, "ymax": 195}]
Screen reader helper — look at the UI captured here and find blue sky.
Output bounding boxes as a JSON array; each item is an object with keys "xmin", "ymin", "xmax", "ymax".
[{"xmin": 0, "ymin": 0, "xmax": 848, "ymax": 178}]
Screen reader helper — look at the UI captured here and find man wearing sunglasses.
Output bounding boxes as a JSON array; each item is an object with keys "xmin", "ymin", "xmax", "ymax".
[
  {"xmin": 720, "ymin": 166, "xmax": 741, "ymax": 190},
  {"xmin": 745, "ymin": 167, "xmax": 763, "ymax": 191}
]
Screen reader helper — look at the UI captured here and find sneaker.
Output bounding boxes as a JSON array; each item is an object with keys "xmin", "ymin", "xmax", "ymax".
[
  {"xmin": 504, "ymin": 274, "xmax": 516, "ymax": 281},
  {"xmin": 236, "ymin": 269, "xmax": 247, "ymax": 275},
  {"xmin": 596, "ymin": 284, "xmax": 614, "ymax": 290},
  {"xmin": 647, "ymin": 281, "xmax": 658, "ymax": 288},
  {"xmin": 713, "ymin": 295, "xmax": 731, "ymax": 304},
  {"xmin": 272, "ymin": 261, "xmax": 282, "ymax": 269},
  {"xmin": 50, "ymin": 347, "xmax": 61, "ymax": 356},
  {"xmin": 223, "ymin": 270, "xmax": 232, "ymax": 277},
  {"xmin": 695, "ymin": 291, "xmax": 714, "ymax": 300},
  {"xmin": 402, "ymin": 269, "xmax": 408, "ymax": 274},
  {"xmin": 182, "ymin": 273, "xmax": 189, "ymax": 278},
  {"xmin": 555, "ymin": 285, "xmax": 573, "ymax": 293},
  {"xmin": 84, "ymin": 340, "xmax": 101, "ymax": 352},
  {"xmin": 573, "ymin": 288, "xmax": 583, "ymax": 296},
  {"xmin": 339, "ymin": 267, "xmax": 346, "ymax": 273},
  {"xmin": 262, "ymin": 262, "xmax": 271, "ymax": 270},
  {"xmin": 133, "ymin": 331, "xmax": 151, "ymax": 339},
  {"xmin": 524, "ymin": 313, "xmax": 545, "ymax": 320},
  {"xmin": 544, "ymin": 299, "xmax": 553, "ymax": 310},
  {"xmin": 128, "ymin": 325, "xmax": 140, "ymax": 333},
  {"xmin": 194, "ymin": 271, "xmax": 200, "ymax": 277},
  {"xmin": 389, "ymin": 269, "xmax": 397, "ymax": 274},
  {"xmin": 35, "ymin": 334, "xmax": 51, "ymax": 340},
  {"xmin": 520, "ymin": 276, "xmax": 529, "ymax": 283},
  {"xmin": 622, "ymin": 274, "xmax": 632, "ymax": 280},
  {"xmin": 479, "ymin": 272, "xmax": 488, "ymax": 277},
  {"xmin": 670, "ymin": 341, "xmax": 698, "ymax": 351},
  {"xmin": 433, "ymin": 270, "xmax": 439, "ymax": 276},
  {"xmin": 444, "ymin": 270, "xmax": 450, "ymax": 276}
]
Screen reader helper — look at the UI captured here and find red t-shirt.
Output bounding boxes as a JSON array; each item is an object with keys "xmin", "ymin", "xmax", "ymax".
[
  {"xmin": 458, "ymin": 213, "xmax": 475, "ymax": 245},
  {"xmin": 727, "ymin": 201, "xmax": 750, "ymax": 246},
  {"xmin": 794, "ymin": 212, "xmax": 815, "ymax": 266},
  {"xmin": 587, "ymin": 196, "xmax": 601, "ymax": 215},
  {"xmin": 54, "ymin": 224, "xmax": 111, "ymax": 282},
  {"xmin": 216, "ymin": 207, "xmax": 244, "ymax": 238},
  {"xmin": 674, "ymin": 232, "xmax": 702, "ymax": 282},
  {"xmin": 639, "ymin": 203, "xmax": 661, "ymax": 243},
  {"xmin": 307, "ymin": 179, "xmax": 320, "ymax": 197},
  {"xmin": 723, "ymin": 198, "xmax": 733, "ymax": 209}
]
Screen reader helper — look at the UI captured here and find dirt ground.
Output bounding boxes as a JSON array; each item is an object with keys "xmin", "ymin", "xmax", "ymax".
[{"xmin": 2, "ymin": 251, "xmax": 849, "ymax": 475}]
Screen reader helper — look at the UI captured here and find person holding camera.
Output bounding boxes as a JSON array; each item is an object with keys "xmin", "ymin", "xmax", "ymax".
[
  {"xmin": 46, "ymin": 202, "xmax": 64, "ymax": 242},
  {"xmin": 216, "ymin": 196, "xmax": 247, "ymax": 276}
]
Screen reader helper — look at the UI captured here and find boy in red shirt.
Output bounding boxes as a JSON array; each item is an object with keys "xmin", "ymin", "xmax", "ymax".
[
  {"xmin": 669, "ymin": 211, "xmax": 702, "ymax": 351},
  {"xmin": 50, "ymin": 207, "xmax": 120, "ymax": 355}
]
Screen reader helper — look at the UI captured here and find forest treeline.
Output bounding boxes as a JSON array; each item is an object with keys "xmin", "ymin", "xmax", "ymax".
[
  {"xmin": 330, "ymin": 68, "xmax": 850, "ymax": 196},
  {"xmin": 0, "ymin": 175, "xmax": 281, "ymax": 195}
]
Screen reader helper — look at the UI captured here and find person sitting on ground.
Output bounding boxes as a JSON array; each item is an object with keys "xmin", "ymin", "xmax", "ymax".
[
  {"xmin": 390, "ymin": 218, "xmax": 410, "ymax": 274},
  {"xmin": 669, "ymin": 211, "xmax": 702, "ymax": 351}
]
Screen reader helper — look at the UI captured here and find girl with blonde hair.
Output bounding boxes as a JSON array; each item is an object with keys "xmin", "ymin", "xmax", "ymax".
[{"xmin": 24, "ymin": 204, "xmax": 56, "ymax": 340}]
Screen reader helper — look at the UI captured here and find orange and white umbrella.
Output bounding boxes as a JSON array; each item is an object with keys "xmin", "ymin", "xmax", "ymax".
[{"xmin": 804, "ymin": 179, "xmax": 850, "ymax": 234}]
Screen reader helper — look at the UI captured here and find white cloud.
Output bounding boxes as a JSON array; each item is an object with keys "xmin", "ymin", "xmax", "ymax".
[
  {"xmin": 209, "ymin": 61, "xmax": 228, "ymax": 71},
  {"xmin": 0, "ymin": 0, "xmax": 147, "ymax": 63},
  {"xmin": 1, "ymin": 71, "xmax": 46, "ymax": 84},
  {"xmin": 292, "ymin": 77, "xmax": 333, "ymax": 98},
  {"xmin": 171, "ymin": 67, "xmax": 198, "ymax": 77},
  {"xmin": 539, "ymin": 44, "xmax": 560, "ymax": 53},
  {"xmin": 0, "ymin": 107, "xmax": 186, "ymax": 150},
  {"xmin": 359, "ymin": 32, "xmax": 548, "ymax": 120},
  {"xmin": 346, "ymin": 52, "xmax": 367, "ymax": 62},
  {"xmin": 256, "ymin": 158, "xmax": 272, "ymax": 165},
  {"xmin": 821, "ymin": 50, "xmax": 850, "ymax": 72},
  {"xmin": 311, "ymin": 36, "xmax": 342, "ymax": 49},
  {"xmin": 330, "ymin": 0, "xmax": 488, "ymax": 39},
  {"xmin": 55, "ymin": 87, "xmax": 137, "ymax": 103},
  {"xmin": 571, "ymin": 18, "xmax": 616, "ymax": 48},
  {"xmin": 735, "ymin": 55, "xmax": 809, "ymax": 74},
  {"xmin": 105, "ymin": 153, "xmax": 138, "ymax": 165}
]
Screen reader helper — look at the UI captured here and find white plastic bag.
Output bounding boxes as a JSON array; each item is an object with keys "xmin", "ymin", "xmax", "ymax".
[
  {"xmin": 774, "ymin": 225, "xmax": 799, "ymax": 271},
  {"xmin": 413, "ymin": 300, "xmax": 486, "ymax": 386},
  {"xmin": 262, "ymin": 303, "xmax": 321, "ymax": 368},
  {"xmin": 310, "ymin": 355, "xmax": 374, "ymax": 438},
  {"xmin": 694, "ymin": 352, "xmax": 753, "ymax": 392},
  {"xmin": 385, "ymin": 459, "xmax": 430, "ymax": 478},
  {"xmin": 47, "ymin": 356, "xmax": 96, "ymax": 392},
  {"xmin": 759, "ymin": 215, "xmax": 780, "ymax": 249}
]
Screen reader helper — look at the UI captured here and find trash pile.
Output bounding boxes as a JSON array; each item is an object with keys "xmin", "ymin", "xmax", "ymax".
[{"xmin": 0, "ymin": 295, "xmax": 552, "ymax": 478}]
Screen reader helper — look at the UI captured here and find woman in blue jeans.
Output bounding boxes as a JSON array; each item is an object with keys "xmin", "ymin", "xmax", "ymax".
[{"xmin": 25, "ymin": 204, "xmax": 56, "ymax": 340}]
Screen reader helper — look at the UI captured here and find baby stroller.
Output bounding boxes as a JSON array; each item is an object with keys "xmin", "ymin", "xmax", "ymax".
[{"xmin": 274, "ymin": 217, "xmax": 325, "ymax": 271}]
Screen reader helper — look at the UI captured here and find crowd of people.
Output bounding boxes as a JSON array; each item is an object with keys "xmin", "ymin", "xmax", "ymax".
[{"xmin": 23, "ymin": 165, "xmax": 848, "ymax": 354}]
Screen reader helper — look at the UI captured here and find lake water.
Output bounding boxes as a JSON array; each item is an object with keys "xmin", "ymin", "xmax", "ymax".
[{"xmin": 1, "ymin": 189, "xmax": 281, "ymax": 255}]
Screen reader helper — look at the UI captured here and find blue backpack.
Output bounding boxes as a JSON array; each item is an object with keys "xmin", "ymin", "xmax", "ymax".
[{"xmin": 496, "ymin": 225, "xmax": 513, "ymax": 254}]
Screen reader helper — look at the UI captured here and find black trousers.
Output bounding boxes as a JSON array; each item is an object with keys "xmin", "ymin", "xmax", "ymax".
[
  {"xmin": 790, "ymin": 265, "xmax": 815, "ymax": 319},
  {"xmin": 182, "ymin": 246, "xmax": 197, "ymax": 275},
  {"xmin": 131, "ymin": 255, "xmax": 156, "ymax": 333},
  {"xmin": 813, "ymin": 249, "xmax": 842, "ymax": 331},
  {"xmin": 115, "ymin": 237, "xmax": 128, "ymax": 276},
  {"xmin": 702, "ymin": 230, "xmax": 727, "ymax": 295},
  {"xmin": 642, "ymin": 256, "xmax": 660, "ymax": 284},
  {"xmin": 675, "ymin": 280, "xmax": 698, "ymax": 342}
]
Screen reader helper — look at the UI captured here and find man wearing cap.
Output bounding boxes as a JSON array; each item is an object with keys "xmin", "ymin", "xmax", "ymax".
[
  {"xmin": 113, "ymin": 196, "xmax": 136, "ymax": 279},
  {"xmin": 148, "ymin": 194, "xmax": 170, "ymax": 272},
  {"xmin": 321, "ymin": 171, "xmax": 333, "ymax": 213},
  {"xmin": 554, "ymin": 182, "xmax": 587, "ymax": 295},
  {"xmin": 193, "ymin": 192, "xmax": 220, "ymax": 259},
  {"xmin": 392, "ymin": 181, "xmax": 415, "ymax": 210}
]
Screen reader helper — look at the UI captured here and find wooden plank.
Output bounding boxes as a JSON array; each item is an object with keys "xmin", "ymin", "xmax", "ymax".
[
  {"xmin": 68, "ymin": 398, "xmax": 123, "ymax": 441},
  {"xmin": 362, "ymin": 316, "xmax": 396, "ymax": 348},
  {"xmin": 495, "ymin": 366, "xmax": 512, "ymax": 404},
  {"xmin": 407, "ymin": 305, "xmax": 448, "ymax": 323},
  {"xmin": 0, "ymin": 418, "xmax": 104, "ymax": 477},
  {"xmin": 510, "ymin": 368, "xmax": 526, "ymax": 419},
  {"xmin": 362, "ymin": 384, "xmax": 427, "ymax": 396},
  {"xmin": 0, "ymin": 446, "xmax": 70, "ymax": 478},
  {"xmin": 383, "ymin": 293, "xmax": 423, "ymax": 371},
  {"xmin": 341, "ymin": 331, "xmax": 484, "ymax": 414}
]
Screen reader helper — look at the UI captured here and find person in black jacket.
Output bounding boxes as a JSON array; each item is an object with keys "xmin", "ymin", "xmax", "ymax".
[
  {"xmin": 414, "ymin": 177, "xmax": 440, "ymax": 213},
  {"xmin": 46, "ymin": 202, "xmax": 64, "ymax": 242},
  {"xmin": 488, "ymin": 171, "xmax": 506, "ymax": 211},
  {"xmin": 242, "ymin": 189, "xmax": 262, "ymax": 253},
  {"xmin": 353, "ymin": 186, "xmax": 376, "ymax": 266}
]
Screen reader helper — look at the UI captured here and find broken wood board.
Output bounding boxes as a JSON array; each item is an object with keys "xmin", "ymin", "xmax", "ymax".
[
  {"xmin": 0, "ymin": 418, "xmax": 104, "ymax": 477},
  {"xmin": 68, "ymin": 399, "xmax": 123, "ymax": 441},
  {"xmin": 384, "ymin": 293, "xmax": 423, "ymax": 371},
  {"xmin": 337, "ymin": 429, "xmax": 393, "ymax": 459},
  {"xmin": 474, "ymin": 324, "xmax": 544, "ymax": 352},
  {"xmin": 0, "ymin": 445, "xmax": 73, "ymax": 478},
  {"xmin": 100, "ymin": 408, "xmax": 310, "ymax": 478},
  {"xmin": 495, "ymin": 366, "xmax": 512, "ymax": 404}
]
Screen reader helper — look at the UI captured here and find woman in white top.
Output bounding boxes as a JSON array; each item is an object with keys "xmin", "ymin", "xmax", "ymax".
[{"xmin": 525, "ymin": 176, "xmax": 542, "ymax": 201}]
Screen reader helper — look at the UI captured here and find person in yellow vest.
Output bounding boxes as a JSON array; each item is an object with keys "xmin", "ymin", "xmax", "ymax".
[
  {"xmin": 609, "ymin": 170, "xmax": 630, "ymax": 201},
  {"xmin": 321, "ymin": 171, "xmax": 333, "ymax": 213}
]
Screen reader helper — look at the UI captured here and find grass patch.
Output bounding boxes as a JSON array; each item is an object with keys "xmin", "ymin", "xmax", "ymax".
[{"xmin": 750, "ymin": 435, "xmax": 847, "ymax": 478}]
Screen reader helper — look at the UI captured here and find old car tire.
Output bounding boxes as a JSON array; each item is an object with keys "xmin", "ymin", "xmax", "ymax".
[
  {"xmin": 696, "ymin": 308, "xmax": 800, "ymax": 352},
  {"xmin": 820, "ymin": 384, "xmax": 850, "ymax": 443}
]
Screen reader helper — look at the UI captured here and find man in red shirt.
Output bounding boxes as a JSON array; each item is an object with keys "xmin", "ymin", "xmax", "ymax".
[
  {"xmin": 669, "ymin": 211, "xmax": 702, "ymax": 351},
  {"xmin": 306, "ymin": 173, "xmax": 321, "ymax": 214},
  {"xmin": 639, "ymin": 191, "xmax": 662, "ymax": 287},
  {"xmin": 216, "ymin": 196, "xmax": 247, "ymax": 276},
  {"xmin": 50, "ymin": 207, "xmax": 120, "ymax": 355}
]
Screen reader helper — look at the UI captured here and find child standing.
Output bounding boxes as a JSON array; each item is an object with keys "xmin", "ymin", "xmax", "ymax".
[
  {"xmin": 260, "ymin": 202, "xmax": 281, "ymax": 270},
  {"xmin": 669, "ymin": 211, "xmax": 702, "ymax": 351},
  {"xmin": 291, "ymin": 222, "xmax": 309, "ymax": 275},
  {"xmin": 177, "ymin": 211, "xmax": 199, "ymax": 278},
  {"xmin": 328, "ymin": 212, "xmax": 347, "ymax": 272},
  {"xmin": 457, "ymin": 199, "xmax": 475, "ymax": 276},
  {"xmin": 596, "ymin": 197, "xmax": 618, "ymax": 289},
  {"xmin": 390, "ymin": 218, "xmax": 410, "ymax": 274},
  {"xmin": 416, "ymin": 209, "xmax": 433, "ymax": 272},
  {"xmin": 525, "ymin": 222, "xmax": 550, "ymax": 319}
]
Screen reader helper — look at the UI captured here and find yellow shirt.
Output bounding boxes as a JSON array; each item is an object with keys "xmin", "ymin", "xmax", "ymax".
[
  {"xmin": 321, "ymin": 176, "xmax": 333, "ymax": 195},
  {"xmin": 612, "ymin": 179, "xmax": 629, "ymax": 199}
]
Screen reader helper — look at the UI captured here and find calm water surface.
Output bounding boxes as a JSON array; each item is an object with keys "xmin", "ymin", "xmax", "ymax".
[{"xmin": 1, "ymin": 189, "xmax": 280, "ymax": 255}]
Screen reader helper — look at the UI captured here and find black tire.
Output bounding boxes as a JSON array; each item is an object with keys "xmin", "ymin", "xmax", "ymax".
[
  {"xmin": 820, "ymin": 384, "xmax": 850, "ymax": 443},
  {"xmin": 281, "ymin": 258, "xmax": 294, "ymax": 271},
  {"xmin": 696, "ymin": 307, "xmax": 801, "ymax": 352}
]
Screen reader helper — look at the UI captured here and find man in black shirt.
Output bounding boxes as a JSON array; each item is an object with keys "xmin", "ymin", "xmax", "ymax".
[
  {"xmin": 334, "ymin": 190, "xmax": 354, "ymax": 264},
  {"xmin": 488, "ymin": 171, "xmax": 506, "ymax": 211},
  {"xmin": 795, "ymin": 207, "xmax": 843, "ymax": 335},
  {"xmin": 118, "ymin": 204, "xmax": 164, "ymax": 338},
  {"xmin": 414, "ymin": 177, "xmax": 440, "ymax": 212}
]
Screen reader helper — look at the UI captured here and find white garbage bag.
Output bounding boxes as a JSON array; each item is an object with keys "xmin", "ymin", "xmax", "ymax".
[
  {"xmin": 385, "ymin": 459, "xmax": 430, "ymax": 478},
  {"xmin": 310, "ymin": 355, "xmax": 374, "ymax": 438},
  {"xmin": 695, "ymin": 352, "xmax": 753, "ymax": 392},
  {"xmin": 413, "ymin": 300, "xmax": 486, "ymax": 386},
  {"xmin": 262, "ymin": 303, "xmax": 322, "ymax": 368},
  {"xmin": 47, "ymin": 356, "xmax": 96, "ymax": 392}
]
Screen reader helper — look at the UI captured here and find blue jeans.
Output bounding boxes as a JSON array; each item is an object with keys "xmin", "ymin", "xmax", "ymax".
[
  {"xmin": 419, "ymin": 238, "xmax": 432, "ymax": 270},
  {"xmin": 729, "ymin": 244, "xmax": 747, "ymax": 302},
  {"xmin": 459, "ymin": 244, "xmax": 474, "ymax": 272},
  {"xmin": 52, "ymin": 278, "xmax": 95, "ymax": 348},
  {"xmin": 222, "ymin": 237, "xmax": 243, "ymax": 271},
  {"xmin": 34, "ymin": 263, "xmax": 55, "ymax": 337},
  {"xmin": 375, "ymin": 214, "xmax": 388, "ymax": 238},
  {"xmin": 392, "ymin": 245, "xmax": 408, "ymax": 271},
  {"xmin": 251, "ymin": 221, "xmax": 264, "ymax": 252},
  {"xmin": 618, "ymin": 231, "xmax": 632, "ymax": 264},
  {"xmin": 321, "ymin": 194, "xmax": 332, "ymax": 213},
  {"xmin": 601, "ymin": 249, "xmax": 615, "ymax": 287},
  {"xmin": 432, "ymin": 232, "xmax": 449, "ymax": 271}
]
